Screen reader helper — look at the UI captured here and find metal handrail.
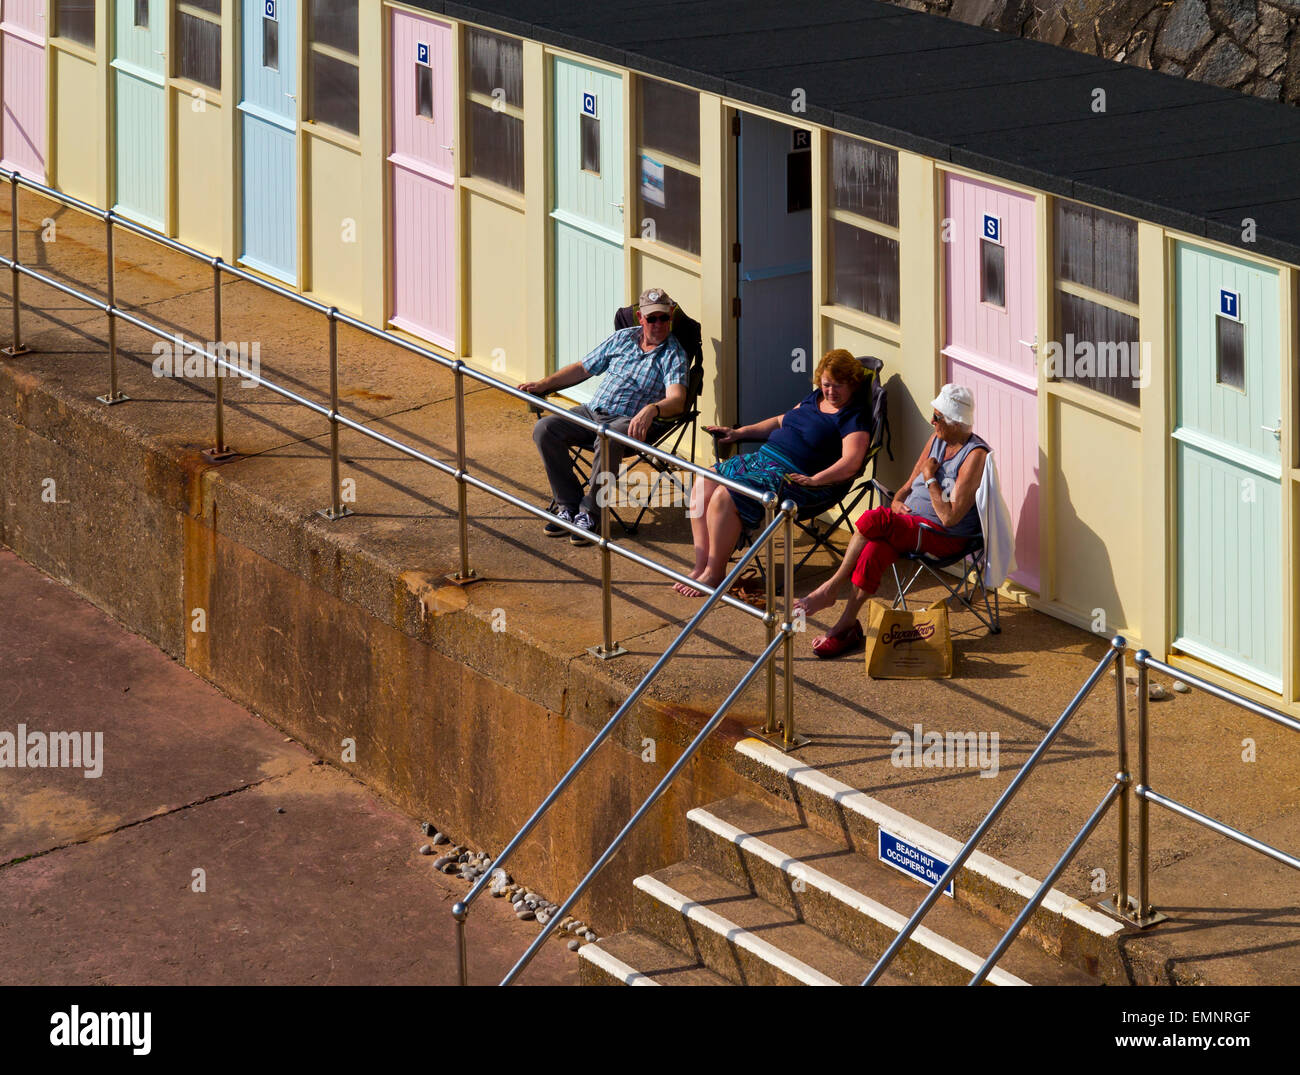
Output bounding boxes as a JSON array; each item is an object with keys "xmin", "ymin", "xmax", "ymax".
[
  {"xmin": 1126, "ymin": 651, "xmax": 1300, "ymax": 925},
  {"xmin": 454, "ymin": 503, "xmax": 797, "ymax": 984},
  {"xmin": 862, "ymin": 636, "xmax": 1130, "ymax": 985},
  {"xmin": 0, "ymin": 165, "xmax": 782, "ymax": 621},
  {"xmin": 1, "ymin": 168, "xmax": 811, "ymax": 983},
  {"xmin": 502, "ymin": 625, "xmax": 790, "ymax": 984}
]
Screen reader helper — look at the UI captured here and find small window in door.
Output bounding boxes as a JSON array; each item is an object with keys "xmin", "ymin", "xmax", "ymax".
[
  {"xmin": 1216, "ymin": 314, "xmax": 1246, "ymax": 392},
  {"xmin": 135, "ymin": 0, "xmax": 150, "ymax": 29},
  {"xmin": 580, "ymin": 114, "xmax": 600, "ymax": 175},
  {"xmin": 980, "ymin": 239, "xmax": 1005, "ymax": 307},
  {"xmin": 416, "ymin": 63, "xmax": 434, "ymax": 120},
  {"xmin": 263, "ymin": 14, "xmax": 279, "ymax": 71}
]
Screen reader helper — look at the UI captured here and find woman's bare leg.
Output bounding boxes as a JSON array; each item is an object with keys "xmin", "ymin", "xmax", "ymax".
[
  {"xmin": 675, "ymin": 477, "xmax": 724, "ymax": 594},
  {"xmin": 794, "ymin": 528, "xmax": 869, "ymax": 617},
  {"xmin": 677, "ymin": 486, "xmax": 743, "ymax": 597}
]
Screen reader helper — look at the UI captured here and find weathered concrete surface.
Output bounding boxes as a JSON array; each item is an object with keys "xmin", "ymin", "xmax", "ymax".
[
  {"xmin": 1, "ymin": 194, "xmax": 1298, "ymax": 982},
  {"xmin": 0, "ymin": 549, "xmax": 576, "ymax": 985}
]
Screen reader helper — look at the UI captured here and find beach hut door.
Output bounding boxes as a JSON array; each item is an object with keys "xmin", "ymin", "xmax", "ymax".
[
  {"xmin": 112, "ymin": 0, "xmax": 167, "ymax": 229},
  {"xmin": 1, "ymin": 0, "xmax": 46, "ymax": 181},
  {"xmin": 1173, "ymin": 244, "xmax": 1282, "ymax": 690},
  {"xmin": 735, "ymin": 114, "xmax": 813, "ymax": 427},
  {"xmin": 550, "ymin": 59, "xmax": 624, "ymax": 407},
  {"xmin": 941, "ymin": 174, "xmax": 1040, "ymax": 591},
  {"xmin": 239, "ymin": 0, "xmax": 298, "ymax": 284},
  {"xmin": 388, "ymin": 11, "xmax": 454, "ymax": 348}
]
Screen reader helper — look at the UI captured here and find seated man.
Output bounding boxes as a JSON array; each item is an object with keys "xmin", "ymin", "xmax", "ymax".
[{"xmin": 521, "ymin": 288, "xmax": 688, "ymax": 545}]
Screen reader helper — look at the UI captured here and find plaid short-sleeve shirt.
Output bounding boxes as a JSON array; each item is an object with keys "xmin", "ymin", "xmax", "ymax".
[{"xmin": 580, "ymin": 327, "xmax": 688, "ymax": 418}]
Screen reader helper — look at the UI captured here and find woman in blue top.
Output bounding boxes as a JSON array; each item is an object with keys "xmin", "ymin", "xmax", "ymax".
[{"xmin": 674, "ymin": 349, "xmax": 872, "ymax": 597}]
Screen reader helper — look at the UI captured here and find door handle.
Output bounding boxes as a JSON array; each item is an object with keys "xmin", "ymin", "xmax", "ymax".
[
  {"xmin": 609, "ymin": 201, "xmax": 624, "ymax": 212},
  {"xmin": 285, "ymin": 93, "xmax": 296, "ymax": 100},
  {"xmin": 1017, "ymin": 336, "xmax": 1038, "ymax": 352},
  {"xmin": 440, "ymin": 144, "xmax": 454, "ymax": 151},
  {"xmin": 1262, "ymin": 420, "xmax": 1281, "ymax": 436}
]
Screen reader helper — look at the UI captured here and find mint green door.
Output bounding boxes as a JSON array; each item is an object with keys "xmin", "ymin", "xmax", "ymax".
[
  {"xmin": 1174, "ymin": 243, "xmax": 1282, "ymax": 690},
  {"xmin": 112, "ymin": 0, "xmax": 167, "ymax": 229},
  {"xmin": 551, "ymin": 59, "xmax": 624, "ymax": 407}
]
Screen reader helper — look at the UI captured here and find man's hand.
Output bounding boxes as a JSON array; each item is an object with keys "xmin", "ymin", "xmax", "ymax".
[
  {"xmin": 628, "ymin": 404, "xmax": 659, "ymax": 442},
  {"xmin": 519, "ymin": 380, "xmax": 547, "ymax": 397},
  {"xmin": 920, "ymin": 457, "xmax": 940, "ymax": 483}
]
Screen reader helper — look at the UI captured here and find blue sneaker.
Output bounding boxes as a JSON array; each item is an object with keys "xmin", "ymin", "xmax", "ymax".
[
  {"xmin": 570, "ymin": 510, "xmax": 597, "ymax": 546},
  {"xmin": 543, "ymin": 507, "xmax": 574, "ymax": 537}
]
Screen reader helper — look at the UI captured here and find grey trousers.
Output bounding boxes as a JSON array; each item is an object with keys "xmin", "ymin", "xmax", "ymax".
[{"xmin": 532, "ymin": 404, "xmax": 634, "ymax": 515}]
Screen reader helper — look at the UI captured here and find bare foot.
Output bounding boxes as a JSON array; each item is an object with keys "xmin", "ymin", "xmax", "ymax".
[
  {"xmin": 675, "ymin": 569, "xmax": 723, "ymax": 598},
  {"xmin": 794, "ymin": 585, "xmax": 837, "ymax": 617}
]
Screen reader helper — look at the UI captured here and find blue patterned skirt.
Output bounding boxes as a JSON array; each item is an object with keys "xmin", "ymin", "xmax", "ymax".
[{"xmin": 714, "ymin": 445, "xmax": 839, "ymax": 529}]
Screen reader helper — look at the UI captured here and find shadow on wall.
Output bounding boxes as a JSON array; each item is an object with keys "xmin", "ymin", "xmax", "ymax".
[{"xmin": 1048, "ymin": 463, "xmax": 1125, "ymax": 636}]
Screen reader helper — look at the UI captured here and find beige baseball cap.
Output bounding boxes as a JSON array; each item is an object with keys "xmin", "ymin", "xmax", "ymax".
[{"xmin": 637, "ymin": 287, "xmax": 674, "ymax": 316}]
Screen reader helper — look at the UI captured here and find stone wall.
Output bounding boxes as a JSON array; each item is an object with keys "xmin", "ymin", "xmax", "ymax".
[{"xmin": 887, "ymin": 1, "xmax": 1300, "ymax": 104}]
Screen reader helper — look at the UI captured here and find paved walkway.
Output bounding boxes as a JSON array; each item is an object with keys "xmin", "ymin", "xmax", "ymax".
[{"xmin": 0, "ymin": 548, "xmax": 577, "ymax": 986}]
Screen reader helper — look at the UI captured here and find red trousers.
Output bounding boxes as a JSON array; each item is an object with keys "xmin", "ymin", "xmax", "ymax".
[{"xmin": 851, "ymin": 507, "xmax": 971, "ymax": 593}]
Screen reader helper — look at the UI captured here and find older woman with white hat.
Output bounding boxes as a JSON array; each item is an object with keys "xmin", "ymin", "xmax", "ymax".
[{"xmin": 794, "ymin": 383, "xmax": 988, "ymax": 659}]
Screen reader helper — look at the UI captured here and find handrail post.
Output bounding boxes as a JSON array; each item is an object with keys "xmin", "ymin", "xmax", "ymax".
[
  {"xmin": 1101, "ymin": 636, "xmax": 1135, "ymax": 922},
  {"xmin": 762, "ymin": 496, "xmax": 777, "ymax": 735},
  {"xmin": 452, "ymin": 900, "xmax": 468, "ymax": 986},
  {"xmin": 1133, "ymin": 650, "xmax": 1164, "ymax": 926},
  {"xmin": 96, "ymin": 212, "xmax": 128, "ymax": 405},
  {"xmin": 202, "ymin": 258, "xmax": 236, "ymax": 462},
  {"xmin": 315, "ymin": 307, "xmax": 352, "ymax": 521},
  {"xmin": 779, "ymin": 500, "xmax": 806, "ymax": 750},
  {"xmin": 445, "ymin": 360, "xmax": 480, "ymax": 586},
  {"xmin": 2, "ymin": 172, "xmax": 28, "ymax": 356},
  {"xmin": 588, "ymin": 425, "xmax": 625, "ymax": 658}
]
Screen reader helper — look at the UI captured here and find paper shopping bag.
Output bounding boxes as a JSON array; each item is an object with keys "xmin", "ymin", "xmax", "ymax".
[{"xmin": 865, "ymin": 599, "xmax": 954, "ymax": 679}]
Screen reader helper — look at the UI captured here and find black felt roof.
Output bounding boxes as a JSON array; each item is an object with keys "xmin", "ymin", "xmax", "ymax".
[{"xmin": 415, "ymin": 0, "xmax": 1300, "ymax": 264}]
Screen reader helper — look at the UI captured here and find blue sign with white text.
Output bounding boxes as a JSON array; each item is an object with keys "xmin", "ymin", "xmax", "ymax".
[
  {"xmin": 982, "ymin": 213, "xmax": 1000, "ymax": 243},
  {"xmin": 264, "ymin": 0, "xmax": 276, "ymax": 19},
  {"xmin": 878, "ymin": 828, "xmax": 954, "ymax": 897},
  {"xmin": 582, "ymin": 92, "xmax": 598, "ymax": 118},
  {"xmin": 417, "ymin": 42, "xmax": 429, "ymax": 65},
  {"xmin": 1220, "ymin": 289, "xmax": 1240, "ymax": 320}
]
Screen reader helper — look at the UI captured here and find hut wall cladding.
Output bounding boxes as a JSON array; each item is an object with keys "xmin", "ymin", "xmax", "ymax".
[
  {"xmin": 883, "ymin": 1, "xmax": 1300, "ymax": 105},
  {"xmin": 111, "ymin": 0, "xmax": 167, "ymax": 230},
  {"xmin": 388, "ymin": 10, "xmax": 455, "ymax": 348},
  {"xmin": 0, "ymin": 0, "xmax": 46, "ymax": 181}
]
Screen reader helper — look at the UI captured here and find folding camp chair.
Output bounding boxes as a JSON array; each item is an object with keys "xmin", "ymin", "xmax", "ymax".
[
  {"xmin": 886, "ymin": 484, "xmax": 1001, "ymax": 634},
  {"xmin": 726, "ymin": 355, "xmax": 893, "ymax": 582},
  {"xmin": 548, "ymin": 303, "xmax": 705, "ymax": 534}
]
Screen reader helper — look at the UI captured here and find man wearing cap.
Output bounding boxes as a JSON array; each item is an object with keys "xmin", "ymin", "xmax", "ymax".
[
  {"xmin": 794, "ymin": 383, "xmax": 989, "ymax": 658},
  {"xmin": 521, "ymin": 288, "xmax": 688, "ymax": 545}
]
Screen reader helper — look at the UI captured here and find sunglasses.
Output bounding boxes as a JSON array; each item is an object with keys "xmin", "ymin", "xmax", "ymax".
[
  {"xmin": 643, "ymin": 313, "xmax": 671, "ymax": 324},
  {"xmin": 931, "ymin": 412, "xmax": 944, "ymax": 424}
]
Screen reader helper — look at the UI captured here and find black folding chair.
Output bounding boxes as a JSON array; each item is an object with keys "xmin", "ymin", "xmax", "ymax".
[
  {"xmin": 725, "ymin": 355, "xmax": 893, "ymax": 580},
  {"xmin": 552, "ymin": 303, "xmax": 705, "ymax": 534},
  {"xmin": 885, "ymin": 484, "xmax": 1001, "ymax": 634}
]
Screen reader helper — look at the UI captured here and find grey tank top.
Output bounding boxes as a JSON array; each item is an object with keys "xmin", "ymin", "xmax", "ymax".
[{"xmin": 903, "ymin": 433, "xmax": 988, "ymax": 539}]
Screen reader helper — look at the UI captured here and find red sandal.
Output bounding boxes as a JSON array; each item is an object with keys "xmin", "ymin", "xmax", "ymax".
[{"xmin": 811, "ymin": 619, "xmax": 864, "ymax": 659}]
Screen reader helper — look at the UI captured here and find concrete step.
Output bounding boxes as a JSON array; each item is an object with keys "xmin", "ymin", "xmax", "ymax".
[
  {"xmin": 632, "ymin": 862, "xmax": 913, "ymax": 986},
  {"xmin": 735, "ymin": 738, "xmax": 1130, "ymax": 981},
  {"xmin": 689, "ymin": 795, "xmax": 1097, "ymax": 986},
  {"xmin": 578, "ymin": 929, "xmax": 730, "ymax": 986}
]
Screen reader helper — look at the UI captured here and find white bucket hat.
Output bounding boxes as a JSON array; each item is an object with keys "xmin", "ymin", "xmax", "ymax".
[{"xmin": 931, "ymin": 383, "xmax": 975, "ymax": 426}]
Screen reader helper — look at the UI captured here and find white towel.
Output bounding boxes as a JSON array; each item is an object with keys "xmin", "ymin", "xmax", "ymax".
[{"xmin": 975, "ymin": 451, "xmax": 1016, "ymax": 589}]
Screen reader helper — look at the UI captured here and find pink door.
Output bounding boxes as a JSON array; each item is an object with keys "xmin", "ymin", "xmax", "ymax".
[
  {"xmin": 942, "ymin": 174, "xmax": 1039, "ymax": 590},
  {"xmin": 1, "ymin": 0, "xmax": 46, "ymax": 181},
  {"xmin": 388, "ymin": 11, "xmax": 454, "ymax": 348}
]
